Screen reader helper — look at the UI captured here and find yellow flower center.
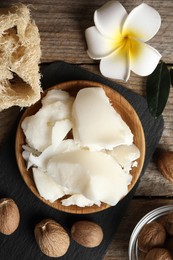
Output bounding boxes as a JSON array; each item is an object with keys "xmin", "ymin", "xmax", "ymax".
[{"xmin": 114, "ymin": 31, "xmax": 142, "ymax": 61}]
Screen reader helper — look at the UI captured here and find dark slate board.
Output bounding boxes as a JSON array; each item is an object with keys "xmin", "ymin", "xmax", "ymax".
[{"xmin": 0, "ymin": 61, "xmax": 164, "ymax": 260}]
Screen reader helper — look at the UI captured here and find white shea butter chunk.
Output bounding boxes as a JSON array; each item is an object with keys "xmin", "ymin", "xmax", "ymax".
[
  {"xmin": 33, "ymin": 167, "xmax": 65, "ymax": 203},
  {"xmin": 72, "ymin": 87, "xmax": 133, "ymax": 151},
  {"xmin": 27, "ymin": 139, "xmax": 80, "ymax": 170},
  {"xmin": 47, "ymin": 150, "xmax": 130, "ymax": 206},
  {"xmin": 51, "ymin": 119, "xmax": 72, "ymax": 145},
  {"xmin": 107, "ymin": 144, "xmax": 140, "ymax": 173},
  {"xmin": 41, "ymin": 89, "xmax": 71, "ymax": 106},
  {"xmin": 61, "ymin": 194, "xmax": 101, "ymax": 207},
  {"xmin": 21, "ymin": 90, "xmax": 74, "ymax": 152}
]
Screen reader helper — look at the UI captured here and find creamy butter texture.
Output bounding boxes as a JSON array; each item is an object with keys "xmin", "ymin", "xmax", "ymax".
[
  {"xmin": 22, "ymin": 88, "xmax": 140, "ymax": 207},
  {"xmin": 72, "ymin": 87, "xmax": 133, "ymax": 151}
]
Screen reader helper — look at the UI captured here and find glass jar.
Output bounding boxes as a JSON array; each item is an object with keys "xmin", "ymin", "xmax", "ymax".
[{"xmin": 128, "ymin": 205, "xmax": 173, "ymax": 260}]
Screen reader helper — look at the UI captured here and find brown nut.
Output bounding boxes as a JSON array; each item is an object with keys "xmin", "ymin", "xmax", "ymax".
[
  {"xmin": 157, "ymin": 214, "xmax": 169, "ymax": 229},
  {"xmin": 165, "ymin": 236, "xmax": 173, "ymax": 256},
  {"xmin": 0, "ymin": 198, "xmax": 20, "ymax": 235},
  {"xmin": 71, "ymin": 220, "xmax": 103, "ymax": 248},
  {"xmin": 145, "ymin": 248, "xmax": 172, "ymax": 260},
  {"xmin": 138, "ymin": 250, "xmax": 146, "ymax": 260},
  {"xmin": 154, "ymin": 149, "xmax": 173, "ymax": 183},
  {"xmin": 34, "ymin": 219, "xmax": 70, "ymax": 257},
  {"xmin": 165, "ymin": 212, "xmax": 173, "ymax": 235},
  {"xmin": 138, "ymin": 221, "xmax": 166, "ymax": 253}
]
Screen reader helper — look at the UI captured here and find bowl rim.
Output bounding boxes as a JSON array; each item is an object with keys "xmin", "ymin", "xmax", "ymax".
[{"xmin": 15, "ymin": 80, "xmax": 146, "ymax": 214}]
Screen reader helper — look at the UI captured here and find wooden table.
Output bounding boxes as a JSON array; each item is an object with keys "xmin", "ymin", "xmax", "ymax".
[{"xmin": 0, "ymin": 1, "xmax": 173, "ymax": 259}]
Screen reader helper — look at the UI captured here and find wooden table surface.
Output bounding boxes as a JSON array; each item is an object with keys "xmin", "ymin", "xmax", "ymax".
[{"xmin": 0, "ymin": 1, "xmax": 173, "ymax": 259}]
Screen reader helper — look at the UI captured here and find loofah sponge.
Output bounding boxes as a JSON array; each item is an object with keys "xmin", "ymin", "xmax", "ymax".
[{"xmin": 0, "ymin": 3, "xmax": 41, "ymax": 111}]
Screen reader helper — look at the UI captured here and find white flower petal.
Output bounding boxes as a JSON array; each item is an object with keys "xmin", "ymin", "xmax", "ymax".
[
  {"xmin": 130, "ymin": 41, "xmax": 161, "ymax": 76},
  {"xmin": 100, "ymin": 47, "xmax": 130, "ymax": 81},
  {"xmin": 123, "ymin": 3, "xmax": 161, "ymax": 42},
  {"xmin": 94, "ymin": 1, "xmax": 127, "ymax": 39},
  {"xmin": 85, "ymin": 26, "xmax": 116, "ymax": 59}
]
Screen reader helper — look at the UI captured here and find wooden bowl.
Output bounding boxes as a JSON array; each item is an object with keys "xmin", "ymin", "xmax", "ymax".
[{"xmin": 15, "ymin": 80, "xmax": 145, "ymax": 214}]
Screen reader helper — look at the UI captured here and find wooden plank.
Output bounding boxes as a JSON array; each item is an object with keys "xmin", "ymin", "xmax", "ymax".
[
  {"xmin": 80, "ymin": 64, "xmax": 147, "ymax": 96},
  {"xmin": 33, "ymin": 0, "xmax": 173, "ymax": 64},
  {"xmin": 0, "ymin": 1, "xmax": 172, "ymax": 64},
  {"xmin": 104, "ymin": 198, "xmax": 173, "ymax": 260}
]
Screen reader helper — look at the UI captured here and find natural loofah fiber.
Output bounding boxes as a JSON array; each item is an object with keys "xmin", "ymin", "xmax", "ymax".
[{"xmin": 0, "ymin": 4, "xmax": 41, "ymax": 111}]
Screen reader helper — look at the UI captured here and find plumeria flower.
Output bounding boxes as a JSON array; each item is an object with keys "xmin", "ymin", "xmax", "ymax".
[{"xmin": 85, "ymin": 1, "xmax": 161, "ymax": 81}]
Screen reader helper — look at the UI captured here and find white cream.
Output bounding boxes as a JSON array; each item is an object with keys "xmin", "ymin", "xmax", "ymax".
[
  {"xmin": 41, "ymin": 89, "xmax": 72, "ymax": 106},
  {"xmin": 51, "ymin": 119, "xmax": 72, "ymax": 145},
  {"xmin": 33, "ymin": 167, "xmax": 65, "ymax": 203},
  {"xmin": 22, "ymin": 88, "xmax": 139, "ymax": 207},
  {"xmin": 26, "ymin": 139, "xmax": 80, "ymax": 170},
  {"xmin": 47, "ymin": 149, "xmax": 131, "ymax": 206},
  {"xmin": 22, "ymin": 90, "xmax": 74, "ymax": 152},
  {"xmin": 61, "ymin": 194, "xmax": 101, "ymax": 207},
  {"xmin": 107, "ymin": 144, "xmax": 140, "ymax": 173},
  {"xmin": 72, "ymin": 87, "xmax": 133, "ymax": 151}
]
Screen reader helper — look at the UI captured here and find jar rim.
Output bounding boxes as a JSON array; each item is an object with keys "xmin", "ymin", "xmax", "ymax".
[{"xmin": 128, "ymin": 205, "xmax": 173, "ymax": 260}]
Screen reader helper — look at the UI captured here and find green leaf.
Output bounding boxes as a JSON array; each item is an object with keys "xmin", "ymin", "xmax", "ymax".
[
  {"xmin": 170, "ymin": 68, "xmax": 173, "ymax": 87},
  {"xmin": 146, "ymin": 61, "xmax": 171, "ymax": 118}
]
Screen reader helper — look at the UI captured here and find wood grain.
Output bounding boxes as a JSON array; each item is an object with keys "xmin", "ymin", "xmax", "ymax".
[
  {"xmin": 15, "ymin": 80, "xmax": 145, "ymax": 214},
  {"xmin": 0, "ymin": 1, "xmax": 172, "ymax": 259},
  {"xmin": 0, "ymin": 0, "xmax": 172, "ymax": 64}
]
